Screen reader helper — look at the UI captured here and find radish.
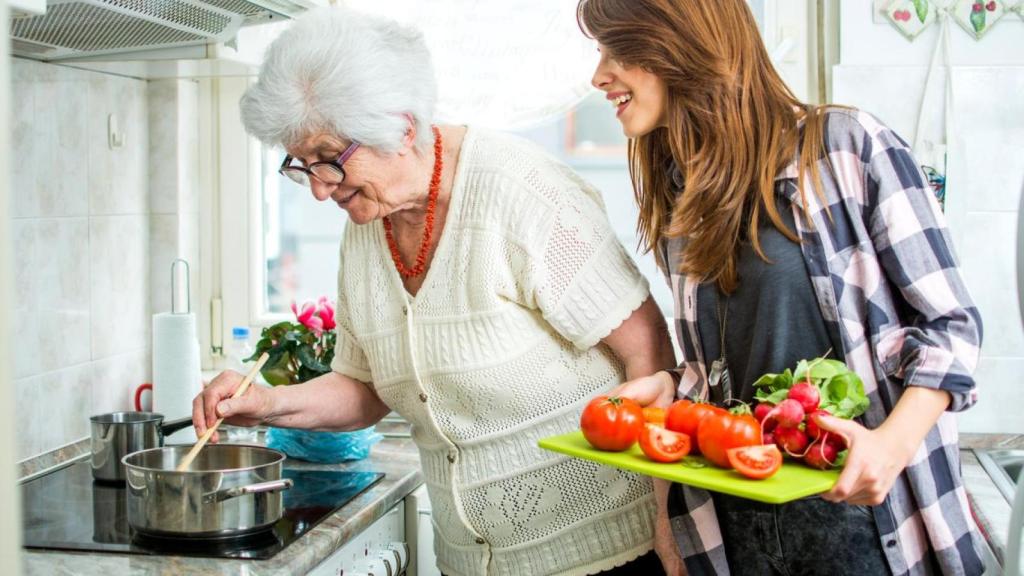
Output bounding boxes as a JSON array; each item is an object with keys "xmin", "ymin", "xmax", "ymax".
[
  {"xmin": 787, "ymin": 381, "xmax": 820, "ymax": 413},
  {"xmin": 754, "ymin": 402, "xmax": 777, "ymax": 432},
  {"xmin": 804, "ymin": 439, "xmax": 839, "ymax": 470},
  {"xmin": 763, "ymin": 398, "xmax": 805, "ymax": 429},
  {"xmin": 774, "ymin": 426, "xmax": 810, "ymax": 457},
  {"xmin": 762, "ymin": 431, "xmax": 775, "ymax": 446},
  {"xmin": 823, "ymin": 431, "xmax": 848, "ymax": 451},
  {"xmin": 754, "ymin": 402, "xmax": 774, "ymax": 423},
  {"xmin": 804, "ymin": 409, "xmax": 830, "ymax": 440}
]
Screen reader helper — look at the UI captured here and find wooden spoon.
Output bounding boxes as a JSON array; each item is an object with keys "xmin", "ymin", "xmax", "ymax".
[{"xmin": 175, "ymin": 352, "xmax": 270, "ymax": 472}]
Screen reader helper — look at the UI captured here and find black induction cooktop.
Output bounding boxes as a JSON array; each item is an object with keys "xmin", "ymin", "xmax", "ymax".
[{"xmin": 21, "ymin": 460, "xmax": 384, "ymax": 560}]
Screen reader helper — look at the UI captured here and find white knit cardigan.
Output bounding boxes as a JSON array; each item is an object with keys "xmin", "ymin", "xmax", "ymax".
[{"xmin": 331, "ymin": 128, "xmax": 656, "ymax": 576}]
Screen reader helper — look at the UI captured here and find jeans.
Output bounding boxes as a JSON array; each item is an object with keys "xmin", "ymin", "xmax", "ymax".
[{"xmin": 712, "ymin": 493, "xmax": 891, "ymax": 576}]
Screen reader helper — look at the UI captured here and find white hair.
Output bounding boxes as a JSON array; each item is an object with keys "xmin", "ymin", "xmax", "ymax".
[{"xmin": 240, "ymin": 6, "xmax": 437, "ymax": 153}]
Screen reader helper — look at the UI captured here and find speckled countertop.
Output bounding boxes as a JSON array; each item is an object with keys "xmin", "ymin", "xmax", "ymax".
[
  {"xmin": 959, "ymin": 433, "xmax": 1024, "ymax": 568},
  {"xmin": 21, "ymin": 425, "xmax": 422, "ymax": 576}
]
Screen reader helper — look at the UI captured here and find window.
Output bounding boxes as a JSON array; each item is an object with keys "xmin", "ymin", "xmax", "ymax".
[{"xmin": 260, "ymin": 146, "xmax": 344, "ymax": 314}]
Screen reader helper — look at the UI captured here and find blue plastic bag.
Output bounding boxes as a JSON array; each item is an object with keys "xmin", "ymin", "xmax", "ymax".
[{"xmin": 265, "ymin": 426, "xmax": 382, "ymax": 463}]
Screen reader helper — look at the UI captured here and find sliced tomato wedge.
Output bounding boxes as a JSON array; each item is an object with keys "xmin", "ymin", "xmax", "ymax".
[
  {"xmin": 726, "ymin": 445, "xmax": 783, "ymax": 480},
  {"xmin": 638, "ymin": 424, "xmax": 691, "ymax": 463}
]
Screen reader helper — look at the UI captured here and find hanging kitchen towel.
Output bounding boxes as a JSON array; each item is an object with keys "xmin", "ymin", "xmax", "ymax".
[
  {"xmin": 152, "ymin": 311, "xmax": 202, "ymax": 442},
  {"xmin": 913, "ymin": 2, "xmax": 954, "ymax": 210}
]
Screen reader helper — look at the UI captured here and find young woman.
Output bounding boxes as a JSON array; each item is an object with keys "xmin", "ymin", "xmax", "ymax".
[{"xmin": 578, "ymin": 1, "xmax": 985, "ymax": 574}]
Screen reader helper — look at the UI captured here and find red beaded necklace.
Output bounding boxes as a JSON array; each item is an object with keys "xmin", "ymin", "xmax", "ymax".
[{"xmin": 383, "ymin": 125, "xmax": 442, "ymax": 279}]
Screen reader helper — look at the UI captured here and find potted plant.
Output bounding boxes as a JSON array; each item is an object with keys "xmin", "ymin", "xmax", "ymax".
[{"xmin": 248, "ymin": 296, "xmax": 380, "ymax": 462}]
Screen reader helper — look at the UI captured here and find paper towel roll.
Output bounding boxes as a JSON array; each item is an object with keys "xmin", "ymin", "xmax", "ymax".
[{"xmin": 153, "ymin": 312, "xmax": 202, "ymax": 442}]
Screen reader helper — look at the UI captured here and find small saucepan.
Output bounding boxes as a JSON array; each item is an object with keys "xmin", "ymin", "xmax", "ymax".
[
  {"xmin": 123, "ymin": 444, "xmax": 292, "ymax": 539},
  {"xmin": 89, "ymin": 412, "xmax": 194, "ymax": 483}
]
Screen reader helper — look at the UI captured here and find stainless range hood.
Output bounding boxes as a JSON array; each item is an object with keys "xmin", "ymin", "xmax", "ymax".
[{"xmin": 10, "ymin": 0, "xmax": 321, "ymax": 62}]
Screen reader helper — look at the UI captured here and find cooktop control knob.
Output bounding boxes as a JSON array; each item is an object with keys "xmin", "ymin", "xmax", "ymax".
[{"xmin": 384, "ymin": 542, "xmax": 409, "ymax": 572}]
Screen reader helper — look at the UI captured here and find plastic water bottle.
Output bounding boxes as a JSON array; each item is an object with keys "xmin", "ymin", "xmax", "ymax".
[
  {"xmin": 223, "ymin": 326, "xmax": 258, "ymax": 443},
  {"xmin": 226, "ymin": 326, "xmax": 254, "ymax": 374}
]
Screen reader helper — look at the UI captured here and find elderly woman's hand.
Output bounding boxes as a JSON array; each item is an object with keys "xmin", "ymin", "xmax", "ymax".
[
  {"xmin": 191, "ymin": 371, "xmax": 275, "ymax": 443},
  {"xmin": 609, "ymin": 370, "xmax": 677, "ymax": 409}
]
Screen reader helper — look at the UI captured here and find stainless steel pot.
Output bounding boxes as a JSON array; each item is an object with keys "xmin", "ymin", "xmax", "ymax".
[
  {"xmin": 89, "ymin": 412, "xmax": 194, "ymax": 482},
  {"xmin": 122, "ymin": 444, "xmax": 293, "ymax": 539}
]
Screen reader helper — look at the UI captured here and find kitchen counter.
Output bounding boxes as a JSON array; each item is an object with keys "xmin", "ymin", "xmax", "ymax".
[
  {"xmin": 960, "ymin": 432, "xmax": 1024, "ymax": 568},
  {"xmin": 22, "ymin": 434, "xmax": 423, "ymax": 576}
]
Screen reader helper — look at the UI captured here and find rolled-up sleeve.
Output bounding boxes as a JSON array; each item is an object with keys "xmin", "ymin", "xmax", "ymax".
[{"xmin": 865, "ymin": 127, "xmax": 982, "ymax": 411}]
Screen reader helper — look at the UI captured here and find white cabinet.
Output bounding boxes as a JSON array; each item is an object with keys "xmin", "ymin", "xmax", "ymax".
[
  {"xmin": 309, "ymin": 500, "xmax": 408, "ymax": 576},
  {"xmin": 407, "ymin": 485, "xmax": 441, "ymax": 576}
]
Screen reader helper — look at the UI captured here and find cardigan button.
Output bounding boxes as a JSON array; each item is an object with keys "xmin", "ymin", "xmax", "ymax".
[
  {"xmin": 447, "ymin": 453, "xmax": 456, "ymax": 463},
  {"xmin": 402, "ymin": 306, "xmax": 408, "ymax": 316},
  {"xmin": 475, "ymin": 537, "xmax": 486, "ymax": 545},
  {"xmin": 419, "ymin": 393, "xmax": 428, "ymax": 402}
]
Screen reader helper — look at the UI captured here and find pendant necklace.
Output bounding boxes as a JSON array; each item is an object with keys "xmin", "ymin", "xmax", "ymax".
[{"xmin": 708, "ymin": 289, "xmax": 734, "ymax": 404}]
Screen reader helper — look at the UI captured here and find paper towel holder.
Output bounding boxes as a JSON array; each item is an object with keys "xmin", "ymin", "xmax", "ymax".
[{"xmin": 171, "ymin": 259, "xmax": 191, "ymax": 315}]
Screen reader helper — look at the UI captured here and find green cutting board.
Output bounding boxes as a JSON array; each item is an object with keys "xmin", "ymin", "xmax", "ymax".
[{"xmin": 539, "ymin": 431, "xmax": 840, "ymax": 504}]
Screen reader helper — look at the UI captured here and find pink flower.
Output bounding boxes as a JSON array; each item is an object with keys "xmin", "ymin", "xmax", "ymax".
[
  {"xmin": 317, "ymin": 296, "xmax": 337, "ymax": 331},
  {"xmin": 291, "ymin": 300, "xmax": 316, "ymax": 324},
  {"xmin": 304, "ymin": 314, "xmax": 324, "ymax": 337}
]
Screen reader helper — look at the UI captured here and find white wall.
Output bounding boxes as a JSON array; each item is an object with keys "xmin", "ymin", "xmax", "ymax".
[{"xmin": 835, "ymin": 3, "xmax": 1024, "ymax": 433}]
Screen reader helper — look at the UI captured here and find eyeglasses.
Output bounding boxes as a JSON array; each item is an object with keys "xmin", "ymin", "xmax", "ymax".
[{"xmin": 279, "ymin": 141, "xmax": 360, "ymax": 187}]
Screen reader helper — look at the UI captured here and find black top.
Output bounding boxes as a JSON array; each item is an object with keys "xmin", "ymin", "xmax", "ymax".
[{"xmin": 695, "ymin": 197, "xmax": 841, "ymax": 403}]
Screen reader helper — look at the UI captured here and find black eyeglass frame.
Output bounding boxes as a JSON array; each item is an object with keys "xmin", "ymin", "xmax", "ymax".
[{"xmin": 279, "ymin": 141, "xmax": 360, "ymax": 186}]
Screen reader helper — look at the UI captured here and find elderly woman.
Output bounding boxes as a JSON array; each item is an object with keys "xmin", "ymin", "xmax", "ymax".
[{"xmin": 192, "ymin": 6, "xmax": 677, "ymax": 576}]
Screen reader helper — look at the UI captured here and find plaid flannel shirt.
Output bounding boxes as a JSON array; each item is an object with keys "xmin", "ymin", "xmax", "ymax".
[{"xmin": 661, "ymin": 109, "xmax": 985, "ymax": 576}]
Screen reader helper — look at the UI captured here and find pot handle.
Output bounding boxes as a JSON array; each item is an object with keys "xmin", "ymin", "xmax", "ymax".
[
  {"xmin": 159, "ymin": 416, "xmax": 195, "ymax": 439},
  {"xmin": 203, "ymin": 478, "xmax": 294, "ymax": 504}
]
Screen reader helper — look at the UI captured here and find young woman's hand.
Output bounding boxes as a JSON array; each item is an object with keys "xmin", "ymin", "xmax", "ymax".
[
  {"xmin": 610, "ymin": 370, "xmax": 676, "ymax": 409},
  {"xmin": 813, "ymin": 413, "xmax": 911, "ymax": 506},
  {"xmin": 815, "ymin": 386, "xmax": 951, "ymax": 507}
]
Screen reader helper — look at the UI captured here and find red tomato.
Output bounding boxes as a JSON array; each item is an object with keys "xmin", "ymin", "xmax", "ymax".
[
  {"xmin": 665, "ymin": 401, "xmax": 727, "ymax": 454},
  {"xmin": 580, "ymin": 395, "xmax": 645, "ymax": 451},
  {"xmin": 727, "ymin": 445, "xmax": 783, "ymax": 480},
  {"xmin": 697, "ymin": 411, "xmax": 762, "ymax": 468},
  {"xmin": 638, "ymin": 424, "xmax": 691, "ymax": 463},
  {"xmin": 642, "ymin": 407, "xmax": 666, "ymax": 424}
]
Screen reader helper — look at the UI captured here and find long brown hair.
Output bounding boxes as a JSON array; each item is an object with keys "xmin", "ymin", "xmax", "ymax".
[{"xmin": 578, "ymin": 0, "xmax": 833, "ymax": 293}]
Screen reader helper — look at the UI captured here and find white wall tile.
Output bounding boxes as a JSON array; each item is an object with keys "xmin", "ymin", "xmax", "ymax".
[
  {"xmin": 90, "ymin": 216, "xmax": 150, "ymax": 358},
  {"xmin": 959, "ymin": 211, "xmax": 1024, "ymax": 358},
  {"xmin": 11, "ymin": 62, "xmax": 35, "ymax": 217},
  {"xmin": 11, "ymin": 60, "xmax": 94, "ymax": 218},
  {"xmin": 91, "ymin": 349, "xmax": 150, "ymax": 415},
  {"xmin": 150, "ymin": 214, "xmax": 178, "ymax": 315},
  {"xmin": 88, "ymin": 75, "xmax": 149, "ymax": 215},
  {"xmin": 180, "ymin": 79, "xmax": 200, "ymax": 217},
  {"xmin": 12, "ymin": 308, "xmax": 91, "ymax": 381},
  {"xmin": 957, "ymin": 357, "xmax": 1024, "ymax": 434},
  {"xmin": 11, "ymin": 218, "xmax": 92, "ymax": 379},
  {"xmin": 15, "ymin": 364, "xmax": 92, "ymax": 461},
  {"xmin": 148, "ymin": 79, "xmax": 201, "ymax": 217},
  {"xmin": 148, "ymin": 81, "xmax": 179, "ymax": 215}
]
